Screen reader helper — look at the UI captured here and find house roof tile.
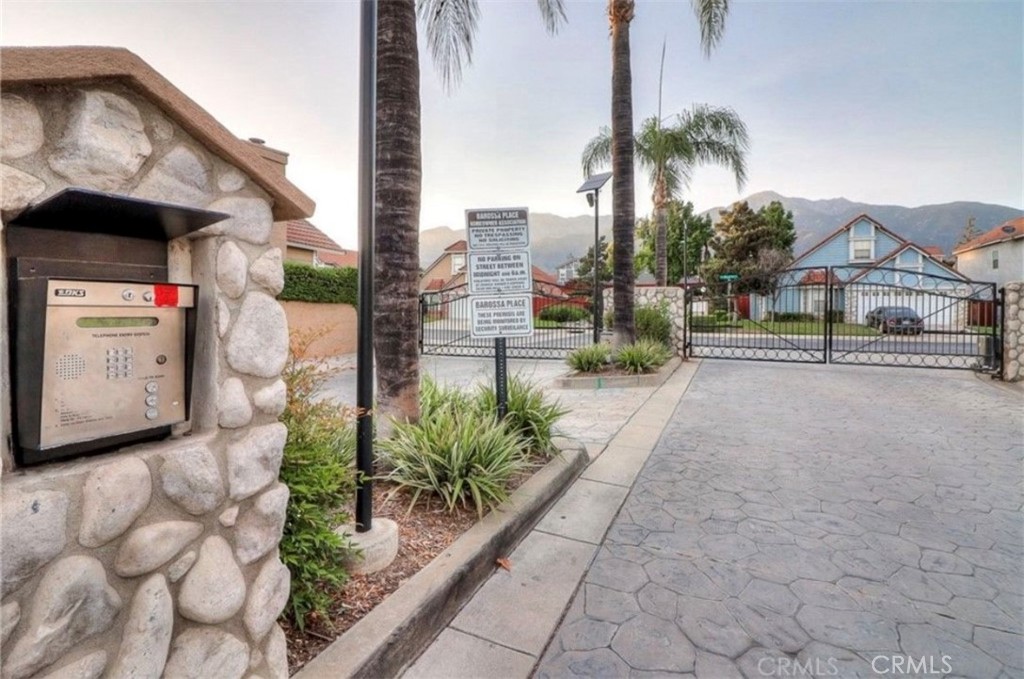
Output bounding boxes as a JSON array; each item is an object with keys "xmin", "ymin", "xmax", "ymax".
[
  {"xmin": 286, "ymin": 219, "xmax": 345, "ymax": 252},
  {"xmin": 952, "ymin": 217, "xmax": 1024, "ymax": 255}
]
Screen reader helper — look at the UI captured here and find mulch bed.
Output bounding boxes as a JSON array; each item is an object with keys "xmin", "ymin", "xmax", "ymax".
[
  {"xmin": 282, "ymin": 458, "xmax": 547, "ymax": 674},
  {"xmin": 282, "ymin": 483, "xmax": 477, "ymax": 674}
]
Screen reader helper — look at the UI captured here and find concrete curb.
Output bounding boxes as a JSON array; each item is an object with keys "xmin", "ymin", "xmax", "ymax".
[
  {"xmin": 554, "ymin": 355, "xmax": 682, "ymax": 390},
  {"xmin": 294, "ymin": 440, "xmax": 590, "ymax": 679}
]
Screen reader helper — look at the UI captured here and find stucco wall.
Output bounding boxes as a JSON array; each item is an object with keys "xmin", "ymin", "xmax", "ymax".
[
  {"xmin": 281, "ymin": 300, "xmax": 357, "ymax": 357},
  {"xmin": 957, "ymin": 242, "xmax": 1024, "ymax": 288},
  {"xmin": 1, "ymin": 85, "xmax": 291, "ymax": 679}
]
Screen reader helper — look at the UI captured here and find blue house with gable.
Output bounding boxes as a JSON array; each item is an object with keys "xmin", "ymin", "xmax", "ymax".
[{"xmin": 749, "ymin": 214, "xmax": 974, "ymax": 329}]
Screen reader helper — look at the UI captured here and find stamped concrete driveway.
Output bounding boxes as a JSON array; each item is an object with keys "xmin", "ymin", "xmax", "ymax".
[{"xmin": 537, "ymin": 361, "xmax": 1023, "ymax": 678}]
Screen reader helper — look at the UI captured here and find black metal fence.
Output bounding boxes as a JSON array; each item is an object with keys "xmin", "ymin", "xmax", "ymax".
[
  {"xmin": 688, "ymin": 266, "xmax": 1001, "ymax": 372},
  {"xmin": 420, "ymin": 280, "xmax": 595, "ymax": 359}
]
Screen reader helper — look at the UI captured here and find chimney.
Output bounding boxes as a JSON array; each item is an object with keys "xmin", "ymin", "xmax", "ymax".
[{"xmin": 244, "ymin": 137, "xmax": 289, "ymax": 177}]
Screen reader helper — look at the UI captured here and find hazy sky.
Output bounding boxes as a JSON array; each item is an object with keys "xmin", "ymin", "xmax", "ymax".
[{"xmin": 2, "ymin": 1, "xmax": 1021, "ymax": 250}]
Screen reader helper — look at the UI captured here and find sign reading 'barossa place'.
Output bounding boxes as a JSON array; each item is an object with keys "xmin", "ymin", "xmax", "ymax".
[{"xmin": 466, "ymin": 208, "xmax": 530, "ymax": 250}]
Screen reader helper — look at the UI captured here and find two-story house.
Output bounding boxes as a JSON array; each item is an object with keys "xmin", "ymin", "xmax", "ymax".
[
  {"xmin": 750, "ymin": 214, "xmax": 972, "ymax": 328},
  {"xmin": 953, "ymin": 217, "xmax": 1023, "ymax": 288},
  {"xmin": 284, "ymin": 219, "xmax": 358, "ymax": 268}
]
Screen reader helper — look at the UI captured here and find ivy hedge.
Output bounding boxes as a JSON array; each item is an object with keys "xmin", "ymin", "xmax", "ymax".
[{"xmin": 280, "ymin": 262, "xmax": 358, "ymax": 306}]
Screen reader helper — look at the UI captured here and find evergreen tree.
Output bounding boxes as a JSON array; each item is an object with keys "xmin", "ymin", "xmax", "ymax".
[
  {"xmin": 576, "ymin": 235, "xmax": 613, "ymax": 284},
  {"xmin": 701, "ymin": 200, "xmax": 796, "ymax": 295},
  {"xmin": 635, "ymin": 201, "xmax": 713, "ymax": 284}
]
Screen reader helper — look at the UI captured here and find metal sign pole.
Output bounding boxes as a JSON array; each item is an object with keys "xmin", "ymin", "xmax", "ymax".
[
  {"xmin": 355, "ymin": 0, "xmax": 376, "ymax": 533},
  {"xmin": 494, "ymin": 337, "xmax": 508, "ymax": 419}
]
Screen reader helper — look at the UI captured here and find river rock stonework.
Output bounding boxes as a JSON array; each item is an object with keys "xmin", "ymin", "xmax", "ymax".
[
  {"xmin": 1, "ymin": 73, "xmax": 300, "ymax": 679},
  {"xmin": 604, "ymin": 286, "xmax": 687, "ymax": 355},
  {"xmin": 1003, "ymin": 282, "xmax": 1024, "ymax": 382}
]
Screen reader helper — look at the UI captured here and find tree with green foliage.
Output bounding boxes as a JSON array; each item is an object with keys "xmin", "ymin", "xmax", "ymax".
[
  {"xmin": 956, "ymin": 217, "xmax": 981, "ymax": 246},
  {"xmin": 636, "ymin": 201, "xmax": 713, "ymax": 284},
  {"xmin": 576, "ymin": 235, "xmax": 613, "ymax": 285},
  {"xmin": 583, "ymin": 107, "xmax": 748, "ymax": 286},
  {"xmin": 701, "ymin": 200, "xmax": 796, "ymax": 295}
]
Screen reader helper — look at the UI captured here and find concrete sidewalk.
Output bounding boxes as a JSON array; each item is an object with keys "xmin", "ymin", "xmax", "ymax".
[{"xmin": 401, "ymin": 360, "xmax": 701, "ymax": 678}]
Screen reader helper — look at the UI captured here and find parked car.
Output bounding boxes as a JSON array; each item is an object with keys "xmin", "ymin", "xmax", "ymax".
[{"xmin": 865, "ymin": 306, "xmax": 924, "ymax": 334}]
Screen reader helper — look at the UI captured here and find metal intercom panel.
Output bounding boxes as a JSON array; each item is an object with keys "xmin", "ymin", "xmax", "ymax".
[{"xmin": 12, "ymin": 276, "xmax": 197, "ymax": 464}]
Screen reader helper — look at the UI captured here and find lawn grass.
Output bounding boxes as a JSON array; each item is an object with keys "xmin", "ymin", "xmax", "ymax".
[
  {"xmin": 737, "ymin": 320, "xmax": 878, "ymax": 336},
  {"xmin": 533, "ymin": 319, "xmax": 561, "ymax": 329}
]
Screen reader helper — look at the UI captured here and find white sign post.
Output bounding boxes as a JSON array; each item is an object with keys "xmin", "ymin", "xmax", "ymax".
[{"xmin": 466, "ymin": 207, "xmax": 533, "ymax": 418}]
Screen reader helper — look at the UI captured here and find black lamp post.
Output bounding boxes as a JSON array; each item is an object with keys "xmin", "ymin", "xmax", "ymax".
[
  {"xmin": 355, "ymin": 0, "xmax": 376, "ymax": 533},
  {"xmin": 577, "ymin": 172, "xmax": 612, "ymax": 344}
]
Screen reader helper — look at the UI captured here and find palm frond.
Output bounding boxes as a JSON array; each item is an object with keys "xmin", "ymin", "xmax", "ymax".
[
  {"xmin": 690, "ymin": 0, "xmax": 730, "ymax": 56},
  {"xmin": 535, "ymin": 0, "xmax": 568, "ymax": 34},
  {"xmin": 581, "ymin": 127, "xmax": 613, "ymax": 177},
  {"xmin": 417, "ymin": 0, "xmax": 481, "ymax": 91},
  {"xmin": 675, "ymin": 104, "xmax": 749, "ymax": 189}
]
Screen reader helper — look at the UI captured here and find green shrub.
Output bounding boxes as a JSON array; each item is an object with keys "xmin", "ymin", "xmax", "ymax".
[
  {"xmin": 539, "ymin": 304, "xmax": 589, "ymax": 323},
  {"xmin": 615, "ymin": 339, "xmax": 671, "ymax": 374},
  {"xmin": 379, "ymin": 409, "xmax": 530, "ymax": 517},
  {"xmin": 279, "ymin": 331, "xmax": 359, "ymax": 630},
  {"xmin": 714, "ymin": 309, "xmax": 729, "ymax": 322},
  {"xmin": 567, "ymin": 344, "xmax": 613, "ymax": 373},
  {"xmin": 635, "ymin": 303, "xmax": 673, "ymax": 346},
  {"xmin": 280, "ymin": 262, "xmax": 358, "ymax": 305},
  {"xmin": 827, "ymin": 310, "xmax": 844, "ymax": 323},
  {"xmin": 476, "ymin": 375, "xmax": 567, "ymax": 457},
  {"xmin": 420, "ymin": 374, "xmax": 473, "ymax": 421},
  {"xmin": 766, "ymin": 312, "xmax": 816, "ymax": 322},
  {"xmin": 604, "ymin": 310, "xmax": 614, "ymax": 329},
  {"xmin": 690, "ymin": 314, "xmax": 719, "ymax": 329}
]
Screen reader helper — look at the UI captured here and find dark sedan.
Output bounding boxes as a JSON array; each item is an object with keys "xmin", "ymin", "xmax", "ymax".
[{"xmin": 865, "ymin": 306, "xmax": 924, "ymax": 334}]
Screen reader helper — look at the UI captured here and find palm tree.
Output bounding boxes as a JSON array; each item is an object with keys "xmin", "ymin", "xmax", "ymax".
[
  {"xmin": 601, "ymin": 0, "xmax": 733, "ymax": 342},
  {"xmin": 582, "ymin": 105, "xmax": 749, "ymax": 286},
  {"xmin": 374, "ymin": 0, "xmax": 566, "ymax": 427}
]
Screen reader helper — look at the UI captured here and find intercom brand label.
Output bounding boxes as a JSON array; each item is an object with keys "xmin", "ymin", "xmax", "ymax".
[{"xmin": 54, "ymin": 288, "xmax": 86, "ymax": 298}]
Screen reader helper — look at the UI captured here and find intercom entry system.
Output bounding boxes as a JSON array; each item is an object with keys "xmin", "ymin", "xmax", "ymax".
[{"xmin": 13, "ymin": 277, "xmax": 197, "ymax": 464}]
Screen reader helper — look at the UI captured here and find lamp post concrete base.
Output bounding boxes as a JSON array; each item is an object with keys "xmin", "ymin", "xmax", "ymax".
[{"xmin": 337, "ymin": 518, "xmax": 399, "ymax": 575}]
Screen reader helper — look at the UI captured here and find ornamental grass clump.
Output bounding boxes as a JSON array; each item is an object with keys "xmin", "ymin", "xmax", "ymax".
[
  {"xmin": 279, "ymin": 330, "xmax": 359, "ymax": 630},
  {"xmin": 615, "ymin": 339, "xmax": 671, "ymax": 374},
  {"xmin": 379, "ymin": 408, "xmax": 530, "ymax": 518},
  {"xmin": 567, "ymin": 343, "xmax": 613, "ymax": 373},
  {"xmin": 476, "ymin": 374, "xmax": 568, "ymax": 458}
]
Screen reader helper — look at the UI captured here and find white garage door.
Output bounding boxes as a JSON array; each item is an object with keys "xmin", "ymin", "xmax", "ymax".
[{"xmin": 849, "ymin": 286, "xmax": 967, "ymax": 330}]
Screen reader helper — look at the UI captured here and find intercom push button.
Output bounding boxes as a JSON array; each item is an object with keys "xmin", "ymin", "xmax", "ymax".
[
  {"xmin": 145, "ymin": 408, "xmax": 159, "ymax": 420},
  {"xmin": 145, "ymin": 382, "xmax": 158, "ymax": 394}
]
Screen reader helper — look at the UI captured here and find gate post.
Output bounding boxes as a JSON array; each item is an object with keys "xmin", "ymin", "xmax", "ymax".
[
  {"xmin": 824, "ymin": 267, "xmax": 833, "ymax": 364},
  {"xmin": 418, "ymin": 294, "xmax": 425, "ymax": 354}
]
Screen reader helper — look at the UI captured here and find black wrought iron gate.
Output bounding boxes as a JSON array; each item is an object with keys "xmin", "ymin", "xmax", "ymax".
[{"xmin": 687, "ymin": 266, "xmax": 1001, "ymax": 373}]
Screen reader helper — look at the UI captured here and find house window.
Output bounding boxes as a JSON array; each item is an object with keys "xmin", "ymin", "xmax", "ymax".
[
  {"xmin": 451, "ymin": 253, "xmax": 466, "ymax": 274},
  {"xmin": 850, "ymin": 239, "xmax": 874, "ymax": 261},
  {"xmin": 992, "ymin": 249, "xmax": 999, "ymax": 270}
]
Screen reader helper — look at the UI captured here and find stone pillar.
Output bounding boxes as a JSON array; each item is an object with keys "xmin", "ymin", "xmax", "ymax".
[
  {"xmin": 1, "ymin": 85, "xmax": 292, "ymax": 679},
  {"xmin": 1002, "ymin": 282, "xmax": 1023, "ymax": 382}
]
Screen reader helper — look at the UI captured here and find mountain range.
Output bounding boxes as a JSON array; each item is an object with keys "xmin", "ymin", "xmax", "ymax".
[{"xmin": 419, "ymin": 192, "xmax": 1022, "ymax": 273}]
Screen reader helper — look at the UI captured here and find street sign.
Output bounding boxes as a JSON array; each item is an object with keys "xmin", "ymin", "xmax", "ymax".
[
  {"xmin": 719, "ymin": 274, "xmax": 740, "ymax": 281},
  {"xmin": 470, "ymin": 295, "xmax": 534, "ymax": 337},
  {"xmin": 466, "ymin": 208, "xmax": 530, "ymax": 250},
  {"xmin": 469, "ymin": 251, "xmax": 532, "ymax": 295}
]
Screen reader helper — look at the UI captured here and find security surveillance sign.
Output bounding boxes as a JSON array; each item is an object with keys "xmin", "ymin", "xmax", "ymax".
[
  {"xmin": 468, "ymin": 251, "xmax": 532, "ymax": 295},
  {"xmin": 470, "ymin": 295, "xmax": 534, "ymax": 337}
]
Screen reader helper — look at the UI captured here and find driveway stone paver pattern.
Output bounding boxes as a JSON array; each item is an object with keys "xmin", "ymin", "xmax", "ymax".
[{"xmin": 537, "ymin": 361, "xmax": 1023, "ymax": 679}]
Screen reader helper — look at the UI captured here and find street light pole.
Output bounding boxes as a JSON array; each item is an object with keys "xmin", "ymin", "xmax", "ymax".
[
  {"xmin": 592, "ymin": 188, "xmax": 601, "ymax": 344},
  {"xmin": 576, "ymin": 172, "xmax": 611, "ymax": 346}
]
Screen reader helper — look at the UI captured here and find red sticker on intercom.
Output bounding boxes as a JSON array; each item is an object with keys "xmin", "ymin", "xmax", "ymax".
[{"xmin": 154, "ymin": 285, "xmax": 179, "ymax": 307}]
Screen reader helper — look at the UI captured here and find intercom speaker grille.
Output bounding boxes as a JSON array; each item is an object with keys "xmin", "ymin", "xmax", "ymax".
[{"xmin": 56, "ymin": 354, "xmax": 86, "ymax": 380}]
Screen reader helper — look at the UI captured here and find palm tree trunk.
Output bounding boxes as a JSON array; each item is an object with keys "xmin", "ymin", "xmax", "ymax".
[
  {"xmin": 609, "ymin": 0, "xmax": 636, "ymax": 346},
  {"xmin": 375, "ymin": 0, "xmax": 421, "ymax": 428},
  {"xmin": 653, "ymin": 179, "xmax": 668, "ymax": 286}
]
